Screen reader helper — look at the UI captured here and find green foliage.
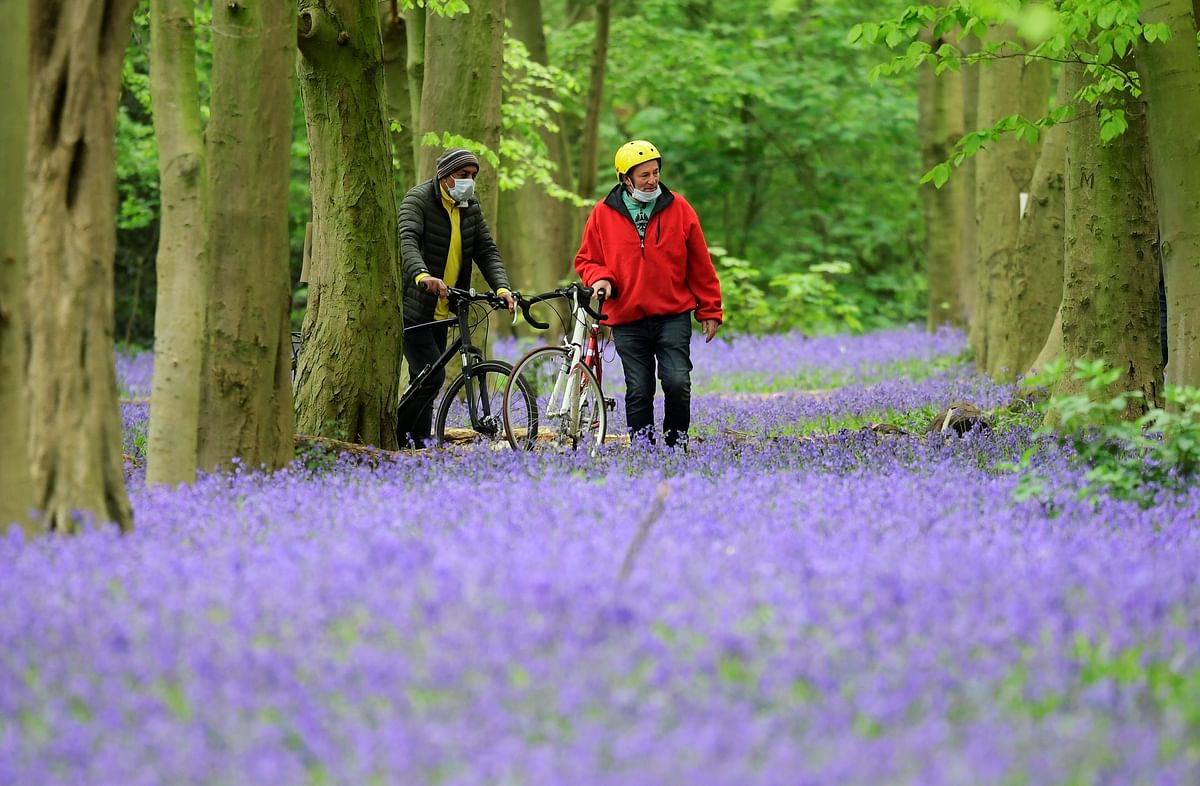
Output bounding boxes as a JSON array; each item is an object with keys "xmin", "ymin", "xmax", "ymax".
[
  {"xmin": 421, "ymin": 33, "xmax": 588, "ymax": 206},
  {"xmin": 709, "ymin": 242, "xmax": 925, "ymax": 335},
  {"xmin": 498, "ymin": 34, "xmax": 588, "ymax": 207},
  {"xmin": 547, "ymin": 0, "xmax": 923, "ymax": 332},
  {"xmin": 295, "ymin": 440, "xmax": 342, "ymax": 475},
  {"xmin": 1008, "ymin": 359, "xmax": 1200, "ymax": 508},
  {"xmin": 710, "ymin": 247, "xmax": 867, "ymax": 335},
  {"xmin": 854, "ymin": 0, "xmax": 1174, "ymax": 186}
]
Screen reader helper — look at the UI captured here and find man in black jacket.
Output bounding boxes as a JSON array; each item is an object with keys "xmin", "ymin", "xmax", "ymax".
[{"xmin": 396, "ymin": 147, "xmax": 515, "ymax": 447}]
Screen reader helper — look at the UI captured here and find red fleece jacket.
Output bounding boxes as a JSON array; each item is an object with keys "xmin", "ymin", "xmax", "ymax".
[{"xmin": 574, "ymin": 185, "xmax": 723, "ymax": 327}]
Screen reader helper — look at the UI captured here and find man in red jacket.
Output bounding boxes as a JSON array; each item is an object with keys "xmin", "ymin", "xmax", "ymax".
[{"xmin": 574, "ymin": 139, "xmax": 723, "ymax": 448}]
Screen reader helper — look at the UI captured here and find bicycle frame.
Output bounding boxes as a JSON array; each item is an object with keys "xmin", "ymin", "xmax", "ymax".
[
  {"xmin": 545, "ymin": 289, "xmax": 605, "ymax": 434},
  {"xmin": 398, "ymin": 298, "xmax": 493, "ymax": 433}
]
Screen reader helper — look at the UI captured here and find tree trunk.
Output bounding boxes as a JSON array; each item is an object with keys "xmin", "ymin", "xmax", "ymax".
[
  {"xmin": 958, "ymin": 41, "xmax": 979, "ymax": 323},
  {"xmin": 1138, "ymin": 0, "xmax": 1200, "ymax": 390},
  {"xmin": 499, "ymin": 0, "xmax": 578, "ymax": 302},
  {"xmin": 199, "ymin": 0, "xmax": 297, "ymax": 471},
  {"xmin": 986, "ymin": 76, "xmax": 1068, "ymax": 380},
  {"xmin": 148, "ymin": 0, "xmax": 209, "ymax": 486},
  {"xmin": 420, "ymin": 0, "xmax": 505, "ymax": 215},
  {"xmin": 405, "ymin": 5, "xmax": 426, "ymax": 168},
  {"xmin": 576, "ymin": 0, "xmax": 611, "ymax": 202},
  {"xmin": 295, "ymin": 0, "xmax": 403, "ymax": 448},
  {"xmin": 917, "ymin": 24, "xmax": 964, "ymax": 330},
  {"xmin": 379, "ymin": 2, "xmax": 416, "ymax": 191},
  {"xmin": 1057, "ymin": 61, "xmax": 1162, "ymax": 416},
  {"xmin": 25, "ymin": 0, "xmax": 136, "ymax": 533},
  {"xmin": 1028, "ymin": 303, "xmax": 1064, "ymax": 374},
  {"xmin": 971, "ymin": 33, "xmax": 1050, "ymax": 372},
  {"xmin": 0, "ymin": 0, "xmax": 35, "ymax": 536}
]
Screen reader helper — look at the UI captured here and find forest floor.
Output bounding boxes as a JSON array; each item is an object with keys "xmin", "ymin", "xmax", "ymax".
[{"xmin": 4, "ymin": 326, "xmax": 1197, "ymax": 785}]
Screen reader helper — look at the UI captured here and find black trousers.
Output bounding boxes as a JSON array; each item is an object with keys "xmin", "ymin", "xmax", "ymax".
[
  {"xmin": 611, "ymin": 312, "xmax": 693, "ymax": 447},
  {"xmin": 396, "ymin": 322, "xmax": 449, "ymax": 447}
]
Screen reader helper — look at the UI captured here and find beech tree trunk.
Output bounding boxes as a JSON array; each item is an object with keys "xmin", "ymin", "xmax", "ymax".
[
  {"xmin": 148, "ymin": 0, "xmax": 209, "ymax": 486},
  {"xmin": 1057, "ymin": 61, "xmax": 1162, "ymax": 416},
  {"xmin": 295, "ymin": 0, "xmax": 403, "ymax": 448},
  {"xmin": 0, "ymin": 0, "xmax": 35, "ymax": 536},
  {"xmin": 958, "ymin": 41, "xmax": 979, "ymax": 322},
  {"xmin": 1138, "ymin": 0, "xmax": 1200, "ymax": 390},
  {"xmin": 970, "ymin": 33, "xmax": 1050, "ymax": 373},
  {"xmin": 379, "ymin": 2, "xmax": 417, "ymax": 191},
  {"xmin": 499, "ymin": 0, "xmax": 578, "ymax": 301},
  {"xmin": 1029, "ymin": 303, "xmax": 1064, "ymax": 374},
  {"xmin": 25, "ymin": 0, "xmax": 136, "ymax": 533},
  {"xmin": 405, "ymin": 5, "xmax": 426, "ymax": 167},
  {"xmin": 986, "ymin": 76, "xmax": 1068, "ymax": 380},
  {"xmin": 199, "ymin": 0, "xmax": 297, "ymax": 471},
  {"xmin": 576, "ymin": 0, "xmax": 611, "ymax": 202},
  {"xmin": 420, "ymin": 0, "xmax": 505, "ymax": 214},
  {"xmin": 917, "ymin": 24, "xmax": 964, "ymax": 330}
]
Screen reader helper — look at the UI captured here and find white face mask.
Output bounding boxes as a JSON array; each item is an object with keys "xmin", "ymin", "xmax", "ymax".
[
  {"xmin": 448, "ymin": 178, "xmax": 475, "ymax": 202},
  {"xmin": 629, "ymin": 184, "xmax": 661, "ymax": 203}
]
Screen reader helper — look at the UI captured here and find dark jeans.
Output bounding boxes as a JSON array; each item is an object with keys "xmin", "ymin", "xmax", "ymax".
[
  {"xmin": 396, "ymin": 322, "xmax": 449, "ymax": 447},
  {"xmin": 611, "ymin": 312, "xmax": 693, "ymax": 447}
]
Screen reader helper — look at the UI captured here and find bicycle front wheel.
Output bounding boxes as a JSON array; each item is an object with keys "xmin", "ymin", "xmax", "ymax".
[
  {"xmin": 504, "ymin": 346, "xmax": 607, "ymax": 451},
  {"xmin": 435, "ymin": 361, "xmax": 534, "ymax": 449}
]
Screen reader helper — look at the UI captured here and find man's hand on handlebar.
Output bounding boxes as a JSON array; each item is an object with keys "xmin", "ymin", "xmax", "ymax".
[
  {"xmin": 499, "ymin": 291, "xmax": 516, "ymax": 315},
  {"xmin": 591, "ymin": 279, "xmax": 614, "ymax": 300},
  {"xmin": 421, "ymin": 276, "xmax": 450, "ymax": 298}
]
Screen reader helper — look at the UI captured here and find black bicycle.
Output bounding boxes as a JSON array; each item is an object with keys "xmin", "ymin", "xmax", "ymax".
[
  {"xmin": 396, "ymin": 287, "xmax": 535, "ymax": 448},
  {"xmin": 291, "ymin": 288, "xmax": 536, "ymax": 449}
]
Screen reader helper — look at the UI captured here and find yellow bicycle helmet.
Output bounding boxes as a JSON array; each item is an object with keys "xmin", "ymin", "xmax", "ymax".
[{"xmin": 614, "ymin": 140, "xmax": 662, "ymax": 178}]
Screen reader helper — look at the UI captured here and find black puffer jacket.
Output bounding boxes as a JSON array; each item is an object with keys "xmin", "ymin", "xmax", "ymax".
[{"xmin": 398, "ymin": 179, "xmax": 510, "ymax": 323}]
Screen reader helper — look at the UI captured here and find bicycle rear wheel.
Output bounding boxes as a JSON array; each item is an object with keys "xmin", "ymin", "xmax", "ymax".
[
  {"xmin": 435, "ymin": 361, "xmax": 534, "ymax": 448},
  {"xmin": 504, "ymin": 346, "xmax": 607, "ymax": 451}
]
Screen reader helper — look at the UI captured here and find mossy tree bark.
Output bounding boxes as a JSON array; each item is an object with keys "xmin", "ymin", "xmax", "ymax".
[
  {"xmin": 499, "ymin": 0, "xmax": 578, "ymax": 303},
  {"xmin": 1138, "ymin": 0, "xmax": 1200, "ymax": 390},
  {"xmin": 379, "ymin": 2, "xmax": 416, "ymax": 191},
  {"xmin": 420, "ymin": 0, "xmax": 505, "ymax": 214},
  {"xmin": 987, "ymin": 76, "xmax": 1068, "ymax": 380},
  {"xmin": 148, "ymin": 0, "xmax": 209, "ymax": 486},
  {"xmin": 25, "ymin": 0, "xmax": 136, "ymax": 533},
  {"xmin": 0, "ymin": 0, "xmax": 35, "ymax": 536},
  {"xmin": 917, "ymin": 17, "xmax": 964, "ymax": 330},
  {"xmin": 405, "ymin": 5, "xmax": 426, "ymax": 167},
  {"xmin": 199, "ymin": 0, "xmax": 296, "ymax": 471},
  {"xmin": 1056, "ymin": 61, "xmax": 1162, "ymax": 417},
  {"xmin": 295, "ymin": 0, "xmax": 403, "ymax": 448},
  {"xmin": 958, "ymin": 39, "xmax": 979, "ymax": 322},
  {"xmin": 970, "ymin": 33, "xmax": 1050, "ymax": 373},
  {"xmin": 1028, "ymin": 303, "xmax": 1064, "ymax": 375}
]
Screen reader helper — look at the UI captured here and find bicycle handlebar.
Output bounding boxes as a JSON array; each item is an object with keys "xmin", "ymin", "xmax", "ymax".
[
  {"xmin": 446, "ymin": 287, "xmax": 508, "ymax": 311},
  {"xmin": 512, "ymin": 282, "xmax": 608, "ymax": 330}
]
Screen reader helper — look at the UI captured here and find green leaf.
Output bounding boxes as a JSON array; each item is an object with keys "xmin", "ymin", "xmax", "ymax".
[
  {"xmin": 933, "ymin": 14, "xmax": 957, "ymax": 39},
  {"xmin": 930, "ymin": 162, "xmax": 951, "ymax": 188},
  {"xmin": 1097, "ymin": 3, "xmax": 1118, "ymax": 29}
]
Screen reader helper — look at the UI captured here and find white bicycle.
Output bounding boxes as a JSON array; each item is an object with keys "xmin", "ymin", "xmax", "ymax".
[{"xmin": 503, "ymin": 283, "xmax": 615, "ymax": 452}]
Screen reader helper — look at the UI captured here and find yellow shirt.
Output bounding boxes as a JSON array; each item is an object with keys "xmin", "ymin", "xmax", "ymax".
[{"xmin": 415, "ymin": 188, "xmax": 462, "ymax": 320}]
